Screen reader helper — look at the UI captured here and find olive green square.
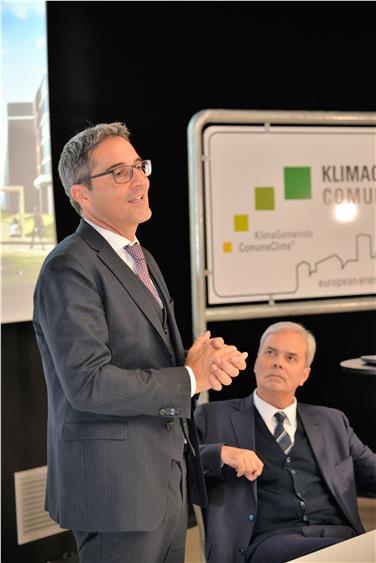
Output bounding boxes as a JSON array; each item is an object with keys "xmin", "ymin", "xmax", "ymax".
[
  {"xmin": 255, "ymin": 187, "xmax": 275, "ymax": 210},
  {"xmin": 234, "ymin": 215, "xmax": 249, "ymax": 232},
  {"xmin": 284, "ymin": 167, "xmax": 311, "ymax": 199}
]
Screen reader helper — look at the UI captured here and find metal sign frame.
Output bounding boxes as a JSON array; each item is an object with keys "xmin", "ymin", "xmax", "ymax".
[{"xmin": 187, "ymin": 109, "xmax": 376, "ymax": 338}]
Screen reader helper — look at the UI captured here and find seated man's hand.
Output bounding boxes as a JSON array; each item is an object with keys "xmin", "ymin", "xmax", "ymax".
[{"xmin": 221, "ymin": 445, "xmax": 264, "ymax": 481}]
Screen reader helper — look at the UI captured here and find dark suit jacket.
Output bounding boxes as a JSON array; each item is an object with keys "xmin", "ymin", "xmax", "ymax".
[
  {"xmin": 194, "ymin": 393, "xmax": 376, "ymax": 563},
  {"xmin": 33, "ymin": 220, "xmax": 206, "ymax": 532}
]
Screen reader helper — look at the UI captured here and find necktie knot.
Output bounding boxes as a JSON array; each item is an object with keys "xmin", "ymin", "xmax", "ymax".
[
  {"xmin": 124, "ymin": 244, "xmax": 163, "ymax": 308},
  {"xmin": 124, "ymin": 243, "xmax": 145, "ymax": 264},
  {"xmin": 274, "ymin": 411, "xmax": 286, "ymax": 424}
]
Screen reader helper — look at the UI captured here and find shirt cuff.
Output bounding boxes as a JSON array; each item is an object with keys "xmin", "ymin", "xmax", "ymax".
[{"xmin": 185, "ymin": 366, "xmax": 197, "ymax": 397}]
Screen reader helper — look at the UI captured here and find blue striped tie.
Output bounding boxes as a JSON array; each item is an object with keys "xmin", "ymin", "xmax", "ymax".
[{"xmin": 274, "ymin": 412, "xmax": 292, "ymax": 455}]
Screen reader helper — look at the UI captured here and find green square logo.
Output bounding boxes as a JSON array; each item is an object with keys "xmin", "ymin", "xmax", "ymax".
[
  {"xmin": 284, "ymin": 167, "xmax": 311, "ymax": 199},
  {"xmin": 234, "ymin": 215, "xmax": 249, "ymax": 232},
  {"xmin": 255, "ymin": 187, "xmax": 275, "ymax": 210}
]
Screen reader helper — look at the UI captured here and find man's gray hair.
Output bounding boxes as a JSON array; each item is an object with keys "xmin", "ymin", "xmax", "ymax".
[
  {"xmin": 58, "ymin": 122, "xmax": 131, "ymax": 215},
  {"xmin": 258, "ymin": 321, "xmax": 316, "ymax": 367}
]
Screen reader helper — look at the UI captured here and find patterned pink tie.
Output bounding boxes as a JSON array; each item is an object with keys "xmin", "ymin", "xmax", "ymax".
[{"xmin": 125, "ymin": 244, "xmax": 163, "ymax": 308}]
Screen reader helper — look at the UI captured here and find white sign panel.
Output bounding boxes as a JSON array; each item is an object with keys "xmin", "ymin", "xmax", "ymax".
[{"xmin": 204, "ymin": 126, "xmax": 376, "ymax": 304}]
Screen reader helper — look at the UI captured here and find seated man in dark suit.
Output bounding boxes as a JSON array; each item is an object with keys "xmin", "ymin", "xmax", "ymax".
[{"xmin": 194, "ymin": 321, "xmax": 376, "ymax": 563}]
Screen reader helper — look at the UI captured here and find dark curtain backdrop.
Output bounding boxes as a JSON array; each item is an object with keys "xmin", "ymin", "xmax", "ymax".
[{"xmin": 2, "ymin": 2, "xmax": 375, "ymax": 561}]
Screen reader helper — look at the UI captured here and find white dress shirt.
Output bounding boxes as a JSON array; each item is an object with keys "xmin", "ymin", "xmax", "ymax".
[{"xmin": 253, "ymin": 389, "xmax": 297, "ymax": 446}]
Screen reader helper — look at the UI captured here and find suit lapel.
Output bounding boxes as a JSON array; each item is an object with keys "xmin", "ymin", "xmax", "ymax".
[
  {"xmin": 144, "ymin": 248, "xmax": 185, "ymax": 365},
  {"xmin": 229, "ymin": 394, "xmax": 258, "ymax": 505},
  {"xmin": 76, "ymin": 221, "xmax": 174, "ymax": 354},
  {"xmin": 229, "ymin": 395, "xmax": 256, "ymax": 451},
  {"xmin": 298, "ymin": 405, "xmax": 354, "ymax": 524},
  {"xmin": 298, "ymin": 406, "xmax": 328, "ymax": 471}
]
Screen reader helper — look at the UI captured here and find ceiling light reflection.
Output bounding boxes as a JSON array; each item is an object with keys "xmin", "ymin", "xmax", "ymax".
[{"xmin": 334, "ymin": 202, "xmax": 359, "ymax": 222}]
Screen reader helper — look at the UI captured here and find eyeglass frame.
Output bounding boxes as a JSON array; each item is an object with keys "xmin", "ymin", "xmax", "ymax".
[{"xmin": 76, "ymin": 159, "xmax": 152, "ymax": 185}]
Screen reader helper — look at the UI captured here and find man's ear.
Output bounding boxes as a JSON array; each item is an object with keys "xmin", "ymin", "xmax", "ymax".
[
  {"xmin": 71, "ymin": 184, "xmax": 90, "ymax": 208},
  {"xmin": 299, "ymin": 367, "xmax": 311, "ymax": 387}
]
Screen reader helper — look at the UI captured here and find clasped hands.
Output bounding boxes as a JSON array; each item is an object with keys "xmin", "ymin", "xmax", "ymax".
[{"xmin": 185, "ymin": 330, "xmax": 248, "ymax": 393}]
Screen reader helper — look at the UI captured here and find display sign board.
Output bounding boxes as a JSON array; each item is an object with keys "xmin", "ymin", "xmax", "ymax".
[{"xmin": 203, "ymin": 125, "xmax": 376, "ymax": 305}]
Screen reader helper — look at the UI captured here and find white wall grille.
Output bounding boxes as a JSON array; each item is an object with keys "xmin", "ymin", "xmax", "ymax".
[{"xmin": 14, "ymin": 465, "xmax": 66, "ymax": 545}]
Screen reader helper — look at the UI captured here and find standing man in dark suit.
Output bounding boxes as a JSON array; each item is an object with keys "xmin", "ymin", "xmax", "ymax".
[
  {"xmin": 194, "ymin": 321, "xmax": 376, "ymax": 563},
  {"xmin": 33, "ymin": 122, "xmax": 248, "ymax": 563}
]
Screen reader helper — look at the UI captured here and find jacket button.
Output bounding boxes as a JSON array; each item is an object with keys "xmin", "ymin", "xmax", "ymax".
[
  {"xmin": 203, "ymin": 468, "xmax": 210, "ymax": 476},
  {"xmin": 248, "ymin": 513, "xmax": 255, "ymax": 522},
  {"xmin": 165, "ymin": 421, "xmax": 175, "ymax": 430},
  {"xmin": 238, "ymin": 547, "xmax": 245, "ymax": 555}
]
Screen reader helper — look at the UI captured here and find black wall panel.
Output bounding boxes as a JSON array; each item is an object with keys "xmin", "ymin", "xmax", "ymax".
[{"xmin": 2, "ymin": 2, "xmax": 375, "ymax": 561}]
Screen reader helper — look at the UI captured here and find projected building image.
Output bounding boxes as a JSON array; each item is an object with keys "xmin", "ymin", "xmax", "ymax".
[{"xmin": 1, "ymin": 2, "xmax": 57, "ymax": 323}]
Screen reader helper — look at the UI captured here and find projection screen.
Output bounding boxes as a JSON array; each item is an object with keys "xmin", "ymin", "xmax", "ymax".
[{"xmin": 1, "ymin": 1, "xmax": 57, "ymax": 324}]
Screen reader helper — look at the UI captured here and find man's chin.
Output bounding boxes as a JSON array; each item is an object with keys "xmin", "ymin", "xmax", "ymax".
[
  {"xmin": 140, "ymin": 208, "xmax": 152, "ymax": 223},
  {"xmin": 266, "ymin": 374, "xmax": 284, "ymax": 382}
]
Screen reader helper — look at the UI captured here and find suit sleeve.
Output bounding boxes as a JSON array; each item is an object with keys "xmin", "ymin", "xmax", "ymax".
[
  {"xmin": 33, "ymin": 252, "xmax": 192, "ymax": 418},
  {"xmin": 344, "ymin": 412, "xmax": 376, "ymax": 496},
  {"xmin": 194, "ymin": 405, "xmax": 225, "ymax": 477}
]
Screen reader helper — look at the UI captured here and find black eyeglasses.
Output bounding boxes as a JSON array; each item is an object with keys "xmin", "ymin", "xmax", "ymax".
[{"xmin": 76, "ymin": 159, "xmax": 152, "ymax": 185}]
